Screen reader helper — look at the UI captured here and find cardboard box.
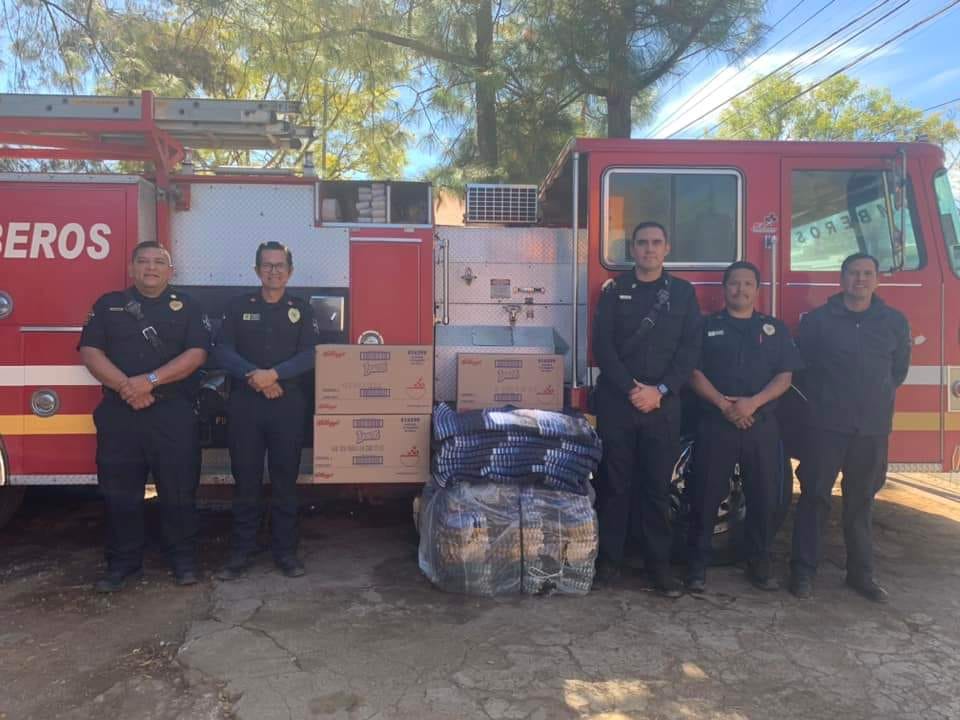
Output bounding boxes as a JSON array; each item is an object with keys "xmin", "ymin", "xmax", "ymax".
[
  {"xmin": 456, "ymin": 353, "xmax": 564, "ymax": 411},
  {"xmin": 313, "ymin": 414, "xmax": 431, "ymax": 484},
  {"xmin": 315, "ymin": 345, "xmax": 433, "ymax": 414}
]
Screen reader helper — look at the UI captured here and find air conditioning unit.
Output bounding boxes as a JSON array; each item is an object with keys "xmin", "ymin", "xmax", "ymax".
[{"xmin": 465, "ymin": 184, "xmax": 538, "ymax": 224}]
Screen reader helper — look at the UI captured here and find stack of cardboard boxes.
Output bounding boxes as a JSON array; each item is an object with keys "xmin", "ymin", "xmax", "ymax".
[{"xmin": 313, "ymin": 346, "xmax": 433, "ymax": 483}]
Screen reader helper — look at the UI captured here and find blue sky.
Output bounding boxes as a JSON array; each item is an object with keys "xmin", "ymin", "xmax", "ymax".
[{"xmin": 644, "ymin": 0, "xmax": 960, "ymax": 139}]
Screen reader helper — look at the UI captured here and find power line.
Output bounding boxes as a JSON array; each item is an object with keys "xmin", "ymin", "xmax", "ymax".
[
  {"xmin": 747, "ymin": 0, "xmax": 960, "ymax": 130},
  {"xmin": 777, "ymin": 0, "xmax": 914, "ymax": 85},
  {"xmin": 665, "ymin": 0, "xmax": 907, "ymax": 138},
  {"xmin": 921, "ymin": 96, "xmax": 960, "ymax": 113},
  {"xmin": 646, "ymin": 0, "xmax": 811, "ymax": 136},
  {"xmin": 648, "ymin": 0, "xmax": 838, "ymax": 137}
]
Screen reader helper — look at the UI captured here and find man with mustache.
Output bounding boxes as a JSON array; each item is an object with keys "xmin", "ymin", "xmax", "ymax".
[
  {"xmin": 79, "ymin": 241, "xmax": 209, "ymax": 592},
  {"xmin": 686, "ymin": 261, "xmax": 802, "ymax": 593}
]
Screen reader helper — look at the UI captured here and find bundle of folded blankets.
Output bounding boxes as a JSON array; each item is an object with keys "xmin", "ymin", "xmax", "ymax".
[{"xmin": 418, "ymin": 403, "xmax": 601, "ymax": 596}]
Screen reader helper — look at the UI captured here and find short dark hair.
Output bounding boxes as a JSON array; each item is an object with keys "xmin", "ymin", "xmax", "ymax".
[
  {"xmin": 841, "ymin": 252, "xmax": 879, "ymax": 275},
  {"xmin": 256, "ymin": 241, "xmax": 293, "ymax": 268},
  {"xmin": 131, "ymin": 241, "xmax": 171, "ymax": 264},
  {"xmin": 723, "ymin": 260, "xmax": 761, "ymax": 286},
  {"xmin": 631, "ymin": 221, "xmax": 669, "ymax": 244}
]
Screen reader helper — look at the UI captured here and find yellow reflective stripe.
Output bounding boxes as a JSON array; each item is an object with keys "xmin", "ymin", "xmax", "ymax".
[
  {"xmin": 0, "ymin": 415, "xmax": 95, "ymax": 436},
  {"xmin": 893, "ymin": 413, "xmax": 960, "ymax": 432}
]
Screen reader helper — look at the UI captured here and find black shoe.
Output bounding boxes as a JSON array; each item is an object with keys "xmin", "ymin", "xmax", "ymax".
[
  {"xmin": 215, "ymin": 556, "xmax": 251, "ymax": 581},
  {"xmin": 174, "ymin": 569, "xmax": 200, "ymax": 586},
  {"xmin": 685, "ymin": 564, "xmax": 706, "ymax": 594},
  {"xmin": 594, "ymin": 560, "xmax": 622, "ymax": 588},
  {"xmin": 276, "ymin": 557, "xmax": 305, "ymax": 578},
  {"xmin": 789, "ymin": 574, "xmax": 813, "ymax": 599},
  {"xmin": 746, "ymin": 561, "xmax": 780, "ymax": 592},
  {"xmin": 93, "ymin": 567, "xmax": 143, "ymax": 594},
  {"xmin": 846, "ymin": 576, "xmax": 889, "ymax": 604},
  {"xmin": 649, "ymin": 571, "xmax": 683, "ymax": 599}
]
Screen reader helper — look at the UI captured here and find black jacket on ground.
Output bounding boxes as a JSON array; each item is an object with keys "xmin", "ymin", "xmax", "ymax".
[
  {"xmin": 796, "ymin": 293, "xmax": 910, "ymax": 436},
  {"xmin": 593, "ymin": 270, "xmax": 702, "ymax": 398}
]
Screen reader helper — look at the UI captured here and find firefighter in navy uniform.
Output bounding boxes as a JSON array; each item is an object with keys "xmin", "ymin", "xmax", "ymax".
[
  {"xmin": 686, "ymin": 261, "xmax": 802, "ymax": 593},
  {"xmin": 789, "ymin": 253, "xmax": 911, "ymax": 603},
  {"xmin": 78, "ymin": 241, "xmax": 209, "ymax": 593},
  {"xmin": 593, "ymin": 221, "xmax": 702, "ymax": 597},
  {"xmin": 214, "ymin": 241, "xmax": 320, "ymax": 580}
]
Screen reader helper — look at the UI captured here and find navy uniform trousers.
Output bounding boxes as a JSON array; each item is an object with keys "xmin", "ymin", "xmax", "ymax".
[
  {"xmin": 226, "ymin": 385, "xmax": 306, "ymax": 561},
  {"xmin": 791, "ymin": 428, "xmax": 888, "ymax": 582},
  {"xmin": 93, "ymin": 394, "xmax": 199, "ymax": 573}
]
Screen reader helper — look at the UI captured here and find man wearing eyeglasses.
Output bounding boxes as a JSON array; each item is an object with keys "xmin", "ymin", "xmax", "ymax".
[
  {"xmin": 214, "ymin": 241, "xmax": 320, "ymax": 580},
  {"xmin": 79, "ymin": 241, "xmax": 210, "ymax": 592}
]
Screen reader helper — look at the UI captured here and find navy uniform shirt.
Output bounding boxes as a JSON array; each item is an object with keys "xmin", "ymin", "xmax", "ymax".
[
  {"xmin": 593, "ymin": 271, "xmax": 702, "ymax": 396},
  {"xmin": 78, "ymin": 286, "xmax": 210, "ymax": 396},
  {"xmin": 698, "ymin": 310, "xmax": 803, "ymax": 417},
  {"xmin": 214, "ymin": 292, "xmax": 320, "ymax": 387}
]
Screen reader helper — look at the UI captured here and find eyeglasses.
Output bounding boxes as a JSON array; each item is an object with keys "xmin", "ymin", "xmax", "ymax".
[{"xmin": 259, "ymin": 262, "xmax": 290, "ymax": 273}]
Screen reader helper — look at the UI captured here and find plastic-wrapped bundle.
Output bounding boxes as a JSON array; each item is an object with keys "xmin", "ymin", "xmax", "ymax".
[{"xmin": 418, "ymin": 479, "xmax": 598, "ymax": 596}]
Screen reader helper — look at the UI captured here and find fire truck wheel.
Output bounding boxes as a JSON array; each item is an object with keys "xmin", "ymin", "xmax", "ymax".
[
  {"xmin": 669, "ymin": 437, "xmax": 794, "ymax": 566},
  {"xmin": 0, "ymin": 486, "xmax": 26, "ymax": 529}
]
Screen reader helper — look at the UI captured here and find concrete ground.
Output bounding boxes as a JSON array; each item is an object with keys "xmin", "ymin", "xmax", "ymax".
[{"xmin": 2, "ymin": 474, "xmax": 960, "ymax": 720}]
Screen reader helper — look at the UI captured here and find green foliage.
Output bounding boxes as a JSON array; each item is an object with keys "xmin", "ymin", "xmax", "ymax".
[
  {"xmin": 1, "ymin": 0, "xmax": 411, "ymax": 178},
  {"xmin": 714, "ymin": 73, "xmax": 960, "ymax": 145}
]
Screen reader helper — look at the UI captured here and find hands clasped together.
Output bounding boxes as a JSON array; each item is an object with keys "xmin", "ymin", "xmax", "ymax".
[{"xmin": 246, "ymin": 368, "xmax": 284, "ymax": 399}]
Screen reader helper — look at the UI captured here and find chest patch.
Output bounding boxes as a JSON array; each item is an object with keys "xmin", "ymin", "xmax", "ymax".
[
  {"xmin": 619, "ymin": 294, "xmax": 632, "ymax": 300},
  {"xmin": 762, "ymin": 323, "xmax": 776, "ymax": 336},
  {"xmin": 707, "ymin": 329, "xmax": 724, "ymax": 337},
  {"xmin": 288, "ymin": 308, "xmax": 301, "ymax": 323},
  {"xmin": 242, "ymin": 313, "xmax": 261, "ymax": 321}
]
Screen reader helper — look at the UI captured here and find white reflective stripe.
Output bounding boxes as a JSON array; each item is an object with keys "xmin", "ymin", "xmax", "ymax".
[
  {"xmin": 0, "ymin": 365, "xmax": 99, "ymax": 387},
  {"xmin": 904, "ymin": 365, "xmax": 942, "ymax": 386}
]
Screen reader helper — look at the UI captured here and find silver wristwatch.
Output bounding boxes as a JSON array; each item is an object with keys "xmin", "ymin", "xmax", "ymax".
[{"xmin": 147, "ymin": 371, "xmax": 160, "ymax": 386}]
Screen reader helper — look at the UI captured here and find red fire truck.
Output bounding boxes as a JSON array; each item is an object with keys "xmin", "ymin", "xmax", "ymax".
[{"xmin": 2, "ymin": 92, "xmax": 959, "ymax": 559}]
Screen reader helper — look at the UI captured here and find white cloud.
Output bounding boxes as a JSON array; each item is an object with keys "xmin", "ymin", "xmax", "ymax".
[{"xmin": 643, "ymin": 44, "xmax": 903, "ymax": 139}]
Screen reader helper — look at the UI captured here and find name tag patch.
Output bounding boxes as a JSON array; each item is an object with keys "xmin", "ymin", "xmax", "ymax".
[
  {"xmin": 707, "ymin": 329, "xmax": 724, "ymax": 337},
  {"xmin": 619, "ymin": 295, "xmax": 632, "ymax": 300},
  {"xmin": 242, "ymin": 313, "xmax": 261, "ymax": 321}
]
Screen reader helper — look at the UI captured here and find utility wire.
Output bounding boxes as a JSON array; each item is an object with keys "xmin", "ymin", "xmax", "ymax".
[
  {"xmin": 647, "ymin": 0, "xmax": 811, "ymax": 136},
  {"xmin": 739, "ymin": 0, "xmax": 960, "ymax": 133},
  {"xmin": 648, "ymin": 0, "xmax": 838, "ymax": 137},
  {"xmin": 665, "ymin": 0, "xmax": 907, "ymax": 138}
]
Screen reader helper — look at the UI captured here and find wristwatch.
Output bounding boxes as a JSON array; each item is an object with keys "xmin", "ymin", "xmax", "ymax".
[
  {"xmin": 147, "ymin": 371, "xmax": 160, "ymax": 386},
  {"xmin": 656, "ymin": 383, "xmax": 669, "ymax": 396}
]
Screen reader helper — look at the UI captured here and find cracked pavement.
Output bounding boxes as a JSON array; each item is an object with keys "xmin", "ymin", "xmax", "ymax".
[
  {"xmin": 178, "ymin": 476, "xmax": 960, "ymax": 720},
  {"xmin": 3, "ymin": 474, "xmax": 960, "ymax": 719}
]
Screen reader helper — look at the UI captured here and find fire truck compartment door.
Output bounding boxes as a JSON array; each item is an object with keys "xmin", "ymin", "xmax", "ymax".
[
  {"xmin": 349, "ymin": 237, "xmax": 425, "ymax": 344},
  {"xmin": 0, "ymin": 180, "xmax": 144, "ymax": 325}
]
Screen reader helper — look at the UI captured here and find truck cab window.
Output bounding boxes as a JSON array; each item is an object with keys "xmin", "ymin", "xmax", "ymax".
[
  {"xmin": 602, "ymin": 168, "xmax": 740, "ymax": 269},
  {"xmin": 790, "ymin": 169, "xmax": 922, "ymax": 272},
  {"xmin": 934, "ymin": 170, "xmax": 960, "ymax": 277}
]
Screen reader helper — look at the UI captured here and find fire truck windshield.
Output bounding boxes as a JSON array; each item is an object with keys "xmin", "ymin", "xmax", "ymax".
[{"xmin": 934, "ymin": 170, "xmax": 960, "ymax": 277}]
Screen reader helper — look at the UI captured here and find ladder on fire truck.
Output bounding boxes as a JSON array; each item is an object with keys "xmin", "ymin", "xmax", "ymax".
[{"xmin": 0, "ymin": 90, "xmax": 315, "ymax": 170}]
